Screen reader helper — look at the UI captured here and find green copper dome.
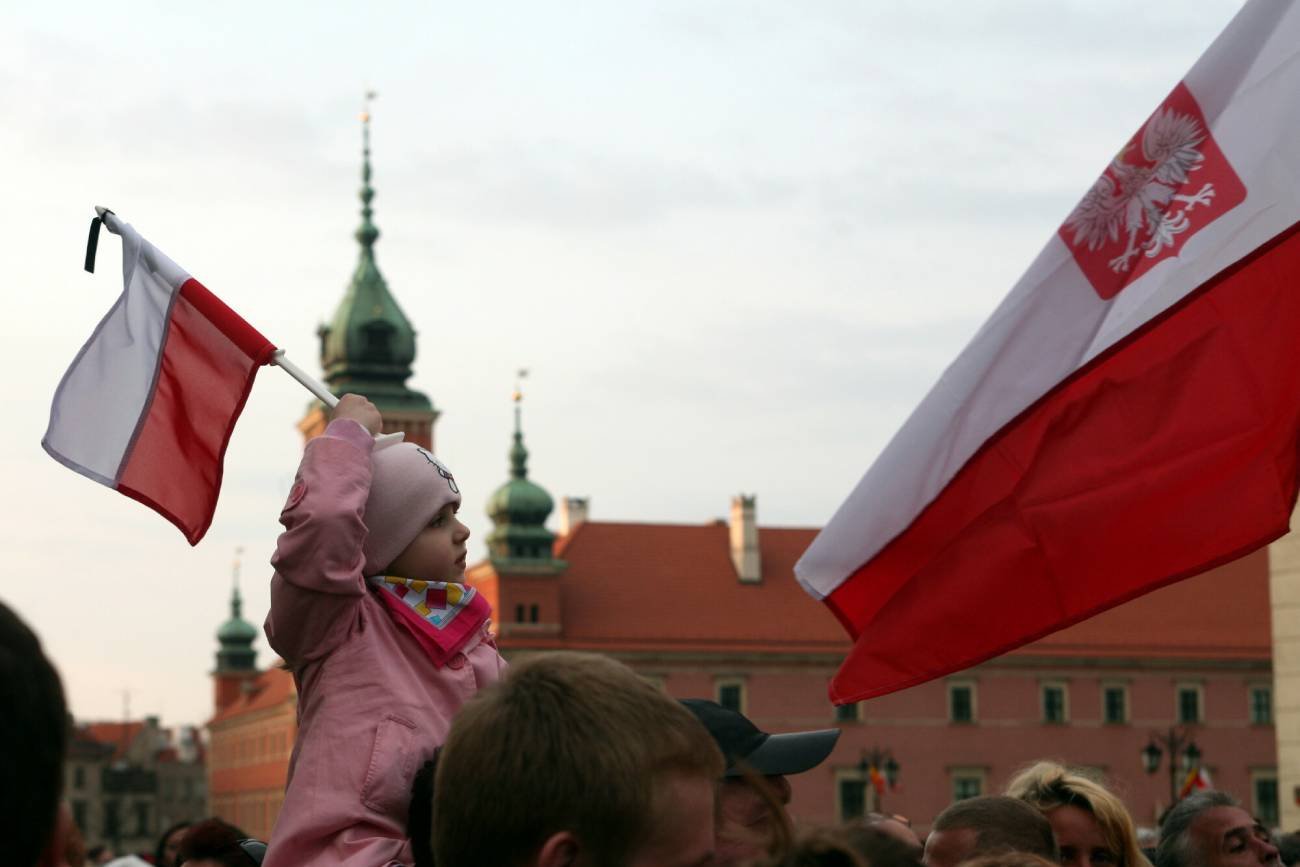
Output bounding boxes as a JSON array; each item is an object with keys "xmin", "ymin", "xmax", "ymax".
[
  {"xmin": 487, "ymin": 425, "xmax": 554, "ymax": 523},
  {"xmin": 316, "ymin": 106, "xmax": 433, "ymax": 415},
  {"xmin": 217, "ymin": 614, "xmax": 257, "ymax": 645},
  {"xmin": 486, "ymin": 397, "xmax": 561, "ymax": 566},
  {"xmin": 215, "ymin": 585, "xmax": 257, "ymax": 673}
]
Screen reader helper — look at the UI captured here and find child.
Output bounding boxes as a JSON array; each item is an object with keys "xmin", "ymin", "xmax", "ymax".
[{"xmin": 262, "ymin": 394, "xmax": 506, "ymax": 867}]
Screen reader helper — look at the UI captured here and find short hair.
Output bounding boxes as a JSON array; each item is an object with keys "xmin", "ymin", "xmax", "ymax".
[
  {"xmin": 407, "ymin": 754, "xmax": 437, "ymax": 867},
  {"xmin": 1006, "ymin": 761, "xmax": 1151, "ymax": 867},
  {"xmin": 961, "ymin": 854, "xmax": 1060, "ymax": 867},
  {"xmin": 1155, "ymin": 791, "xmax": 1240, "ymax": 867},
  {"xmin": 175, "ymin": 818, "xmax": 257, "ymax": 867},
  {"xmin": 432, "ymin": 652, "xmax": 725, "ymax": 867},
  {"xmin": 0, "ymin": 600, "xmax": 68, "ymax": 867},
  {"xmin": 756, "ymin": 824, "xmax": 923, "ymax": 867},
  {"xmin": 932, "ymin": 796, "xmax": 1058, "ymax": 861},
  {"xmin": 154, "ymin": 819, "xmax": 194, "ymax": 867}
]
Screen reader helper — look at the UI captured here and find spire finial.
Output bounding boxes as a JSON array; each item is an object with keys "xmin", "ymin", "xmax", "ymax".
[
  {"xmin": 231, "ymin": 546, "xmax": 245, "ymax": 618},
  {"xmin": 510, "ymin": 369, "xmax": 529, "ymax": 480},
  {"xmin": 356, "ymin": 89, "xmax": 380, "ymax": 253}
]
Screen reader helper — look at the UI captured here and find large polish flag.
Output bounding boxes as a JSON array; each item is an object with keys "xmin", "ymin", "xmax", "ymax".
[
  {"xmin": 797, "ymin": 0, "xmax": 1300, "ymax": 704},
  {"xmin": 44, "ymin": 213, "xmax": 277, "ymax": 545}
]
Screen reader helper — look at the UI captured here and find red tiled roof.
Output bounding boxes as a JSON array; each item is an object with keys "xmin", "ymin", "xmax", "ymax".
[
  {"xmin": 81, "ymin": 721, "xmax": 145, "ymax": 761},
  {"xmin": 493, "ymin": 520, "xmax": 1271, "ymax": 661},
  {"xmin": 209, "ymin": 666, "xmax": 296, "ymax": 726}
]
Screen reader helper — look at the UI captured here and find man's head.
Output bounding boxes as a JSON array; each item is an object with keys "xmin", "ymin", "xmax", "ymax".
[
  {"xmin": 0, "ymin": 600, "xmax": 68, "ymax": 867},
  {"xmin": 1155, "ymin": 792, "xmax": 1280, "ymax": 867},
  {"xmin": 924, "ymin": 796, "xmax": 1058, "ymax": 867},
  {"xmin": 680, "ymin": 699, "xmax": 840, "ymax": 865},
  {"xmin": 433, "ymin": 652, "xmax": 724, "ymax": 867}
]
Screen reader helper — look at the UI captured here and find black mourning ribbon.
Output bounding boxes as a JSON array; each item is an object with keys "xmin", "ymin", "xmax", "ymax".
[{"xmin": 84, "ymin": 209, "xmax": 114, "ymax": 273}]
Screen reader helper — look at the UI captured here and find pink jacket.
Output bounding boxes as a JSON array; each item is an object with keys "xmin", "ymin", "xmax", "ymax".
[{"xmin": 263, "ymin": 420, "xmax": 505, "ymax": 867}]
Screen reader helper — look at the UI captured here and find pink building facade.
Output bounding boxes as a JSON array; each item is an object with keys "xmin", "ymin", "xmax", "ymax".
[
  {"xmin": 690, "ymin": 657, "xmax": 1276, "ymax": 832},
  {"xmin": 470, "ymin": 487, "xmax": 1277, "ymax": 835}
]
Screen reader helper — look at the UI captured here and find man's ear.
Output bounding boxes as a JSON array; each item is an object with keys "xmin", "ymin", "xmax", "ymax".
[{"xmin": 535, "ymin": 830, "xmax": 582, "ymax": 867}]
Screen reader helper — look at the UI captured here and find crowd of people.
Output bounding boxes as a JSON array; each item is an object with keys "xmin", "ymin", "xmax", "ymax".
[
  {"xmin": 7, "ymin": 596, "xmax": 1299, "ymax": 867},
  {"xmin": 6, "ymin": 395, "xmax": 1299, "ymax": 866}
]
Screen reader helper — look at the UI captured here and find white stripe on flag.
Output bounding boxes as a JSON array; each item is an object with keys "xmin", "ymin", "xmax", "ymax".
[{"xmin": 43, "ymin": 217, "xmax": 191, "ymax": 486}]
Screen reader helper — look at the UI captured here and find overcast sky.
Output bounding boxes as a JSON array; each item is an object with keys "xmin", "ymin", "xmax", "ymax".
[{"xmin": 1, "ymin": 1, "xmax": 1242, "ymax": 728}]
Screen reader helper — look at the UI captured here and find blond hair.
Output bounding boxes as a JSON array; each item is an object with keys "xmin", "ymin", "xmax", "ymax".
[
  {"xmin": 432, "ymin": 651, "xmax": 724, "ymax": 866},
  {"xmin": 1006, "ymin": 761, "xmax": 1151, "ymax": 867}
]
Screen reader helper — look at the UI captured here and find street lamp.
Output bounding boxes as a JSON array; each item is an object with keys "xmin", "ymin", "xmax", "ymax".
[
  {"xmin": 1141, "ymin": 727, "xmax": 1201, "ymax": 805},
  {"xmin": 859, "ymin": 747, "xmax": 900, "ymax": 813}
]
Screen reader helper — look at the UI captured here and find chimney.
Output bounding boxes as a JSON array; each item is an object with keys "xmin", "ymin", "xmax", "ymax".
[
  {"xmin": 729, "ymin": 494, "xmax": 761, "ymax": 584},
  {"xmin": 559, "ymin": 496, "xmax": 589, "ymax": 535}
]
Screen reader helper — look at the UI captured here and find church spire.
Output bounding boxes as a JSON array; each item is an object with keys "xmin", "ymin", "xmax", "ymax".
[
  {"xmin": 487, "ymin": 371, "xmax": 561, "ymax": 568},
  {"xmin": 310, "ymin": 91, "xmax": 437, "ymax": 447},
  {"xmin": 510, "ymin": 369, "xmax": 529, "ymax": 480},
  {"xmin": 215, "ymin": 548, "xmax": 256, "ymax": 674},
  {"xmin": 356, "ymin": 90, "xmax": 380, "ymax": 255}
]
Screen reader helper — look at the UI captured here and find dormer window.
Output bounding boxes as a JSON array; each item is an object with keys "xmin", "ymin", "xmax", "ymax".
[{"xmin": 361, "ymin": 320, "xmax": 394, "ymax": 362}]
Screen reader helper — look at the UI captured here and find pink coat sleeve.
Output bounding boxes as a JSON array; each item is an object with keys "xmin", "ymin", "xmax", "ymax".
[{"xmin": 264, "ymin": 419, "xmax": 375, "ymax": 667}]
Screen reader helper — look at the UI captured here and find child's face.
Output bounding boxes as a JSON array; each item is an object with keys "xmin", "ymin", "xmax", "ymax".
[{"xmin": 386, "ymin": 503, "xmax": 471, "ymax": 582}]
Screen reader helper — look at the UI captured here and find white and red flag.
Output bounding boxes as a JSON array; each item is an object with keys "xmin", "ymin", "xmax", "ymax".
[
  {"xmin": 44, "ymin": 212, "xmax": 277, "ymax": 544},
  {"xmin": 797, "ymin": 0, "xmax": 1300, "ymax": 704}
]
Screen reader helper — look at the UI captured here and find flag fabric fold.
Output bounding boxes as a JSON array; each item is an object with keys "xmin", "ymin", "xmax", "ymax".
[
  {"xmin": 796, "ymin": 0, "xmax": 1300, "ymax": 704},
  {"xmin": 44, "ymin": 213, "xmax": 276, "ymax": 544}
]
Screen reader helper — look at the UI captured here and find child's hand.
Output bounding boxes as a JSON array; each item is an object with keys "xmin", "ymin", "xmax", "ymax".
[{"xmin": 331, "ymin": 394, "xmax": 382, "ymax": 436}]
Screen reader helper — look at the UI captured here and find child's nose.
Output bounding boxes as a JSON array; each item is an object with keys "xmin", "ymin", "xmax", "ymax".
[{"xmin": 455, "ymin": 519, "xmax": 471, "ymax": 541}]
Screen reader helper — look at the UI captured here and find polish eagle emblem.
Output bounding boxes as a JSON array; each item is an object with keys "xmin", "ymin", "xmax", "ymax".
[
  {"xmin": 1065, "ymin": 107, "xmax": 1214, "ymax": 273},
  {"xmin": 1058, "ymin": 83, "xmax": 1245, "ymax": 299}
]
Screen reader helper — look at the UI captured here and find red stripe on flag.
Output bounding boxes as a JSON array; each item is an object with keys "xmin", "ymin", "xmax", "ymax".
[
  {"xmin": 117, "ymin": 279, "xmax": 272, "ymax": 545},
  {"xmin": 826, "ymin": 222, "xmax": 1300, "ymax": 704},
  {"xmin": 178, "ymin": 278, "xmax": 277, "ymax": 363}
]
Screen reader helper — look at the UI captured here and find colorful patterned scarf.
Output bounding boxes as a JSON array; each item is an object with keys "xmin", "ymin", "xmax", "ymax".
[{"xmin": 367, "ymin": 576, "xmax": 491, "ymax": 668}]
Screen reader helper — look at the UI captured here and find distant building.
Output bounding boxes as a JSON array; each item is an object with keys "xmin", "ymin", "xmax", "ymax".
[
  {"xmin": 66, "ymin": 716, "xmax": 206, "ymax": 855},
  {"xmin": 468, "ymin": 399, "xmax": 1278, "ymax": 832},
  {"xmin": 206, "ymin": 580, "xmax": 296, "ymax": 841}
]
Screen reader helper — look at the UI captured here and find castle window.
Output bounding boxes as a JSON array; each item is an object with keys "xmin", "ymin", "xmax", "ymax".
[
  {"xmin": 1041, "ymin": 682, "xmax": 1068, "ymax": 724},
  {"xmin": 529, "ymin": 604, "xmax": 540, "ymax": 623},
  {"xmin": 1250, "ymin": 685, "xmax": 1273, "ymax": 725},
  {"xmin": 1103, "ymin": 684, "xmax": 1129, "ymax": 724},
  {"xmin": 515, "ymin": 604, "xmax": 525, "ymax": 623},
  {"xmin": 948, "ymin": 680, "xmax": 976, "ymax": 724},
  {"xmin": 715, "ymin": 678, "xmax": 746, "ymax": 714}
]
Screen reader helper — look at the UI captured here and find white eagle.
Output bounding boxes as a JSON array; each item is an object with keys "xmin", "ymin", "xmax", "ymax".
[{"xmin": 1064, "ymin": 106, "xmax": 1217, "ymax": 273}]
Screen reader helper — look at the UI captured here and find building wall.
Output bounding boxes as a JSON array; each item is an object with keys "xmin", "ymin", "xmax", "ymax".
[
  {"xmin": 1269, "ymin": 511, "xmax": 1300, "ymax": 830},
  {"xmin": 208, "ymin": 705, "xmax": 296, "ymax": 841},
  {"xmin": 594, "ymin": 652, "xmax": 1277, "ymax": 833}
]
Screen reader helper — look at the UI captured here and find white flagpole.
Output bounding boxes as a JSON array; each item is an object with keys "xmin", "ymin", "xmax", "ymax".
[{"xmin": 271, "ymin": 350, "xmax": 338, "ymax": 408}]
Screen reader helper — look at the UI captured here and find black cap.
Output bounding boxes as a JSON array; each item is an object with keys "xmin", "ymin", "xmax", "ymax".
[{"xmin": 681, "ymin": 699, "xmax": 840, "ymax": 778}]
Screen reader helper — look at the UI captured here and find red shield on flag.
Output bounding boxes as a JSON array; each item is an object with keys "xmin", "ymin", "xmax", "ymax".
[{"xmin": 1060, "ymin": 83, "xmax": 1246, "ymax": 300}]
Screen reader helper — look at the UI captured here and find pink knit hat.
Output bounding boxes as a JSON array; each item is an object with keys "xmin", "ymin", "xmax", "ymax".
[{"xmin": 361, "ymin": 439, "xmax": 462, "ymax": 576}]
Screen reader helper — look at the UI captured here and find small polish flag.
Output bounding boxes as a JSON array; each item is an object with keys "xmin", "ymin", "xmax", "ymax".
[
  {"xmin": 798, "ymin": 0, "xmax": 1300, "ymax": 704},
  {"xmin": 44, "ymin": 211, "xmax": 277, "ymax": 544}
]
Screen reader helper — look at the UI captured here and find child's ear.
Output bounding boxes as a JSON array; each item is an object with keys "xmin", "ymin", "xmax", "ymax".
[{"xmin": 535, "ymin": 831, "xmax": 581, "ymax": 867}]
